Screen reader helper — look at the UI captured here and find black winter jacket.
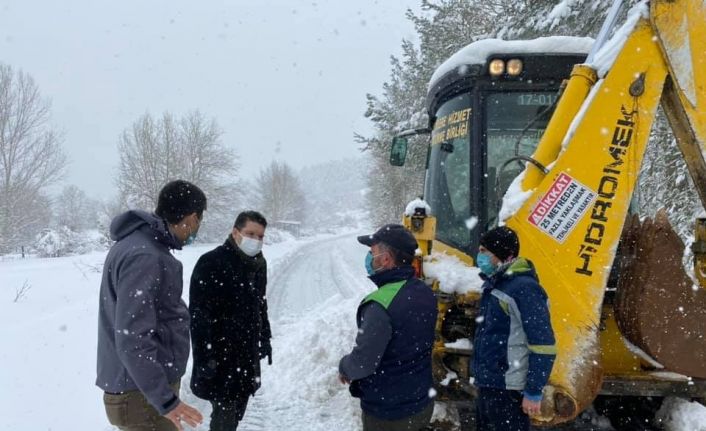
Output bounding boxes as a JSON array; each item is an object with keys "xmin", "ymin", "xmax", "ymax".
[{"xmin": 189, "ymin": 235, "xmax": 271, "ymax": 401}]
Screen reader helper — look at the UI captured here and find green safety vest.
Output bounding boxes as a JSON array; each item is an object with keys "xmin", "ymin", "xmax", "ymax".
[{"xmin": 362, "ymin": 280, "xmax": 407, "ymax": 310}]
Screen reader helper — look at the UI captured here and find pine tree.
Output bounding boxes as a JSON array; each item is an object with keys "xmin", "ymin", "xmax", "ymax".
[{"xmin": 360, "ymin": 0, "xmax": 509, "ymax": 226}]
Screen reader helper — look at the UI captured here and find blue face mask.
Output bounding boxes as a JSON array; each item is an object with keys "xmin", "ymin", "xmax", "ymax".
[
  {"xmin": 365, "ymin": 251, "xmax": 376, "ymax": 275},
  {"xmin": 184, "ymin": 233, "xmax": 197, "ymax": 246},
  {"xmin": 184, "ymin": 218, "xmax": 201, "ymax": 246},
  {"xmin": 476, "ymin": 252, "xmax": 497, "ymax": 276}
]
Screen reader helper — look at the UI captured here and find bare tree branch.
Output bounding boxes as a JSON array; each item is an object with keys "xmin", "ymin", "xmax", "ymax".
[
  {"xmin": 254, "ymin": 161, "xmax": 307, "ymax": 223},
  {"xmin": 115, "ymin": 110, "xmax": 240, "ymax": 239},
  {"xmin": 0, "ymin": 64, "xmax": 66, "ymax": 253},
  {"xmin": 13, "ymin": 280, "xmax": 31, "ymax": 303}
]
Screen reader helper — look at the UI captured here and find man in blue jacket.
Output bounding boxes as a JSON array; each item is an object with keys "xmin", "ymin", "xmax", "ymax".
[
  {"xmin": 473, "ymin": 226, "xmax": 556, "ymax": 430},
  {"xmin": 96, "ymin": 180, "xmax": 205, "ymax": 431},
  {"xmin": 339, "ymin": 224, "xmax": 438, "ymax": 431}
]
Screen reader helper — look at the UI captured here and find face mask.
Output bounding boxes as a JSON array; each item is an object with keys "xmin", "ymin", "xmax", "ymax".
[
  {"xmin": 476, "ymin": 252, "xmax": 497, "ymax": 276},
  {"xmin": 365, "ymin": 251, "xmax": 375, "ymax": 275},
  {"xmin": 184, "ymin": 233, "xmax": 197, "ymax": 246},
  {"xmin": 239, "ymin": 236, "xmax": 263, "ymax": 257},
  {"xmin": 184, "ymin": 217, "xmax": 200, "ymax": 246},
  {"xmin": 365, "ymin": 251, "xmax": 386, "ymax": 276}
]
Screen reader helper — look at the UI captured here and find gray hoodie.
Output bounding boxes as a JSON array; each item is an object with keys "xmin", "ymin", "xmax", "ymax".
[{"xmin": 96, "ymin": 210, "xmax": 189, "ymax": 415}]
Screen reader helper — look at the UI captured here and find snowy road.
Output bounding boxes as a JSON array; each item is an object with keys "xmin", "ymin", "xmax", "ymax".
[
  {"xmin": 2, "ymin": 230, "xmax": 705, "ymax": 430},
  {"xmin": 186, "ymin": 232, "xmax": 374, "ymax": 431},
  {"xmin": 267, "ymin": 233, "xmax": 368, "ymax": 317},
  {"xmin": 0, "ymin": 231, "xmax": 373, "ymax": 431}
]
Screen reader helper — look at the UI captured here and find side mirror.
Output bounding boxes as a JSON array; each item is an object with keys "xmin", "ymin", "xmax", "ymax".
[{"xmin": 390, "ymin": 137, "xmax": 408, "ymax": 166}]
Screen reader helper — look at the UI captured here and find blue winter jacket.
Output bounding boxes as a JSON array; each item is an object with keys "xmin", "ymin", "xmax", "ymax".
[
  {"xmin": 471, "ymin": 258, "xmax": 556, "ymax": 400},
  {"xmin": 340, "ymin": 266, "xmax": 438, "ymax": 420}
]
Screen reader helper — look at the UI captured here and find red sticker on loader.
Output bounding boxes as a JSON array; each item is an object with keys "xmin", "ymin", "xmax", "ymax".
[{"xmin": 528, "ymin": 172, "xmax": 596, "ymax": 243}]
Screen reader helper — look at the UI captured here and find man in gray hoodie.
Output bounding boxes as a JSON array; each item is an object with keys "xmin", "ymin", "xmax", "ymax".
[{"xmin": 97, "ymin": 180, "xmax": 206, "ymax": 431}]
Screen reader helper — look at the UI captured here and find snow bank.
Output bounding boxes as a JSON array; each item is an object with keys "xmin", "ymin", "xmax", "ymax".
[
  {"xmin": 423, "ymin": 252, "xmax": 483, "ymax": 294},
  {"xmin": 588, "ymin": 0, "xmax": 649, "ymax": 78},
  {"xmin": 499, "ymin": 170, "xmax": 533, "ymax": 223},
  {"xmin": 538, "ymin": 0, "xmax": 576, "ymax": 30},
  {"xmin": 429, "ymin": 36, "xmax": 594, "ymax": 90},
  {"xmin": 249, "ymin": 294, "xmax": 363, "ymax": 430},
  {"xmin": 405, "ymin": 198, "xmax": 432, "ymax": 216},
  {"xmin": 657, "ymin": 397, "xmax": 706, "ymax": 431},
  {"xmin": 445, "ymin": 338, "xmax": 471, "ymax": 350},
  {"xmin": 34, "ymin": 227, "xmax": 110, "ymax": 258},
  {"xmin": 0, "ymin": 234, "xmax": 322, "ymax": 430},
  {"xmin": 440, "ymin": 370, "xmax": 459, "ymax": 386},
  {"xmin": 264, "ymin": 227, "xmax": 298, "ymax": 245}
]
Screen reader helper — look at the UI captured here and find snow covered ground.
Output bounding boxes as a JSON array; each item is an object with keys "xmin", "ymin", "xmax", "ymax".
[
  {"xmin": 0, "ymin": 230, "xmax": 372, "ymax": 431},
  {"xmin": 2, "ymin": 228, "xmax": 706, "ymax": 430}
]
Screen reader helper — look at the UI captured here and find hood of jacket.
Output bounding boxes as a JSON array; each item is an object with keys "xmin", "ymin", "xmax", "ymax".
[{"xmin": 110, "ymin": 210, "xmax": 182, "ymax": 250}]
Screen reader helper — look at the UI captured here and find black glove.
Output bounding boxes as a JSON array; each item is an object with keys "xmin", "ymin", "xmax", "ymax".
[{"xmin": 259, "ymin": 339, "xmax": 272, "ymax": 365}]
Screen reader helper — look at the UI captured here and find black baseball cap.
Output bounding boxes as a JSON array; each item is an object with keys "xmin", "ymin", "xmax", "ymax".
[{"xmin": 357, "ymin": 224, "xmax": 418, "ymax": 257}]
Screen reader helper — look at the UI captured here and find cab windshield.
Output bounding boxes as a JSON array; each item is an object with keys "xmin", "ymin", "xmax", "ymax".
[
  {"xmin": 485, "ymin": 91, "xmax": 557, "ymax": 226},
  {"xmin": 425, "ymin": 90, "xmax": 558, "ymax": 251}
]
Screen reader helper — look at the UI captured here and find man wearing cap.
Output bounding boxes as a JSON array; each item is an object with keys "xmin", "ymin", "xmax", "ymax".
[
  {"xmin": 473, "ymin": 226, "xmax": 556, "ymax": 431},
  {"xmin": 338, "ymin": 224, "xmax": 438, "ymax": 431}
]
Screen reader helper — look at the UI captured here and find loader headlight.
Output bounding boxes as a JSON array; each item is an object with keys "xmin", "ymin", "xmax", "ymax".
[
  {"xmin": 489, "ymin": 59, "xmax": 505, "ymax": 77},
  {"xmin": 507, "ymin": 59, "xmax": 523, "ymax": 76}
]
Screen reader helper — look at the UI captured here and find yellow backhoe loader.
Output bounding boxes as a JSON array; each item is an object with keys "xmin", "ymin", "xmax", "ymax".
[{"xmin": 389, "ymin": 0, "xmax": 706, "ymax": 428}]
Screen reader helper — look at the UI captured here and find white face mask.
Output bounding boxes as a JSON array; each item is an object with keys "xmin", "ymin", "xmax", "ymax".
[{"xmin": 238, "ymin": 236, "xmax": 263, "ymax": 257}]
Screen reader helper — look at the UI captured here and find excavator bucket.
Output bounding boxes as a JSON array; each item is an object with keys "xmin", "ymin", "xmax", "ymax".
[{"xmin": 615, "ymin": 209, "xmax": 706, "ymax": 378}]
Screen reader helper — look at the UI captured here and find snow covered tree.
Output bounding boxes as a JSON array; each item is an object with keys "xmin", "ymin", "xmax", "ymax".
[
  {"xmin": 253, "ymin": 160, "xmax": 306, "ymax": 224},
  {"xmin": 54, "ymin": 185, "xmax": 98, "ymax": 232},
  {"xmin": 115, "ymin": 110, "xmax": 240, "ymax": 240},
  {"xmin": 298, "ymin": 157, "xmax": 368, "ymax": 229},
  {"xmin": 360, "ymin": 0, "xmax": 518, "ymax": 225},
  {"xmin": 0, "ymin": 64, "xmax": 67, "ymax": 254},
  {"xmin": 638, "ymin": 109, "xmax": 703, "ymax": 242},
  {"xmin": 499, "ymin": 0, "xmax": 640, "ymax": 39}
]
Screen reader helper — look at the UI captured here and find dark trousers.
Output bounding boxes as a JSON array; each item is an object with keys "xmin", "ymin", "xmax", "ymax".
[
  {"xmin": 209, "ymin": 395, "xmax": 250, "ymax": 431},
  {"xmin": 476, "ymin": 387, "xmax": 530, "ymax": 431},
  {"xmin": 362, "ymin": 402, "xmax": 434, "ymax": 431}
]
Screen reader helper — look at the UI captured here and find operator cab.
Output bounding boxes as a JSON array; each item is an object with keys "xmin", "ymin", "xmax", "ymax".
[{"xmin": 391, "ymin": 37, "xmax": 592, "ymax": 256}]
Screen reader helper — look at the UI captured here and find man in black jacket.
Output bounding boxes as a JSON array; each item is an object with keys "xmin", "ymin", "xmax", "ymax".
[
  {"xmin": 97, "ymin": 180, "xmax": 205, "ymax": 431},
  {"xmin": 339, "ymin": 224, "xmax": 438, "ymax": 431},
  {"xmin": 189, "ymin": 210, "xmax": 272, "ymax": 431}
]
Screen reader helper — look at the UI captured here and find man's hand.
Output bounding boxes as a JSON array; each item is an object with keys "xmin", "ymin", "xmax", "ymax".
[
  {"xmin": 338, "ymin": 373, "xmax": 350, "ymax": 385},
  {"xmin": 164, "ymin": 401, "xmax": 203, "ymax": 430},
  {"xmin": 522, "ymin": 396, "xmax": 542, "ymax": 416}
]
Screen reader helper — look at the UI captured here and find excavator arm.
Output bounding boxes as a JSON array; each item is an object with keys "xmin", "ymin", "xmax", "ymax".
[{"xmin": 502, "ymin": 0, "xmax": 706, "ymax": 424}]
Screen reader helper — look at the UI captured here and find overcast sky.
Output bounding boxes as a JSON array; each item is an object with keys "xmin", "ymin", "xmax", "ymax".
[{"xmin": 0, "ymin": 0, "xmax": 419, "ymax": 198}]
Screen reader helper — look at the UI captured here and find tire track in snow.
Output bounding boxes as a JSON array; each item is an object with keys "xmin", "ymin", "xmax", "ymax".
[
  {"xmin": 267, "ymin": 233, "xmax": 368, "ymax": 318},
  {"xmin": 238, "ymin": 232, "xmax": 370, "ymax": 431}
]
